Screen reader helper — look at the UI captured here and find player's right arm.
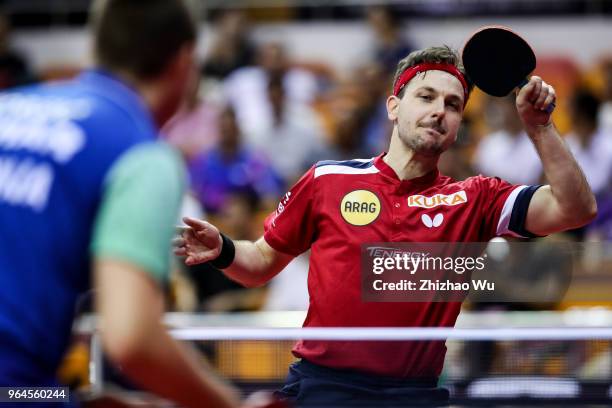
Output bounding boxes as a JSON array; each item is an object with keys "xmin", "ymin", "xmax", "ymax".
[
  {"xmin": 95, "ymin": 259, "xmax": 239, "ymax": 408},
  {"xmin": 175, "ymin": 166, "xmax": 318, "ymax": 288},
  {"xmin": 91, "ymin": 143, "xmax": 239, "ymax": 408},
  {"xmin": 175, "ymin": 218, "xmax": 295, "ymax": 288}
]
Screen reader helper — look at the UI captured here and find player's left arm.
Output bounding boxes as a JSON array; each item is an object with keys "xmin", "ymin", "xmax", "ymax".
[{"xmin": 516, "ymin": 76, "xmax": 597, "ymax": 235}]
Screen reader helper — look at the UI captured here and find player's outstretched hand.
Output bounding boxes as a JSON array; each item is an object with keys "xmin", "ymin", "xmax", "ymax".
[
  {"xmin": 516, "ymin": 75, "xmax": 556, "ymax": 130},
  {"xmin": 173, "ymin": 217, "xmax": 223, "ymax": 266}
]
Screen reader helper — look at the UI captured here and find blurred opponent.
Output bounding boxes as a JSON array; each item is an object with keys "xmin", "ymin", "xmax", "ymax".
[
  {"xmin": 176, "ymin": 46, "xmax": 597, "ymax": 407},
  {"xmin": 0, "ymin": 1, "xmax": 238, "ymax": 407}
]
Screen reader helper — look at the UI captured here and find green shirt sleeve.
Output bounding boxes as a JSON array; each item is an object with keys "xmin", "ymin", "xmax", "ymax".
[{"xmin": 90, "ymin": 142, "xmax": 186, "ymax": 283}]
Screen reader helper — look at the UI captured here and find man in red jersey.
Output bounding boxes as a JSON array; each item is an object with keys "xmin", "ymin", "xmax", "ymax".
[{"xmin": 174, "ymin": 46, "xmax": 596, "ymax": 406}]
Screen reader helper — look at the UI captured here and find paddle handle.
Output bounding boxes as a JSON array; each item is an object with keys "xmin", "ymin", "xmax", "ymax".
[{"xmin": 517, "ymin": 78, "xmax": 555, "ymax": 114}]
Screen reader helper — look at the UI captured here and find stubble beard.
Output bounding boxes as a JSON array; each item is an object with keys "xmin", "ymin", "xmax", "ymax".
[{"xmin": 397, "ymin": 122, "xmax": 447, "ymax": 157}]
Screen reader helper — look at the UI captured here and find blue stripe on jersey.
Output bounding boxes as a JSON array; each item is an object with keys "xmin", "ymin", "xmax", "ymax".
[
  {"xmin": 315, "ymin": 159, "xmax": 374, "ymax": 169},
  {"xmin": 509, "ymin": 185, "xmax": 543, "ymax": 238}
]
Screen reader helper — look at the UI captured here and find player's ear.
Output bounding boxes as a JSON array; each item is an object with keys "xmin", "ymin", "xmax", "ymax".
[
  {"xmin": 165, "ymin": 42, "xmax": 196, "ymax": 79},
  {"xmin": 387, "ymin": 95, "xmax": 400, "ymax": 121}
]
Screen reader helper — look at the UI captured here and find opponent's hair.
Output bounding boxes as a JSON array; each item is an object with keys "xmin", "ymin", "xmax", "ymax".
[
  {"xmin": 392, "ymin": 45, "xmax": 474, "ymax": 99},
  {"xmin": 91, "ymin": 0, "xmax": 197, "ymax": 80}
]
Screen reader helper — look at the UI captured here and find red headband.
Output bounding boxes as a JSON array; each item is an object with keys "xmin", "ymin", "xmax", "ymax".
[{"xmin": 393, "ymin": 62, "xmax": 469, "ymax": 106}]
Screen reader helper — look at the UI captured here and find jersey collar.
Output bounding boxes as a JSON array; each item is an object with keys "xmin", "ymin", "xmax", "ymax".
[{"xmin": 373, "ymin": 153, "xmax": 440, "ymax": 193}]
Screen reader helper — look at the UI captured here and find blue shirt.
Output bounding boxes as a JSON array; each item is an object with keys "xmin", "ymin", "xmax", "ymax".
[{"xmin": 0, "ymin": 70, "xmax": 161, "ymax": 390}]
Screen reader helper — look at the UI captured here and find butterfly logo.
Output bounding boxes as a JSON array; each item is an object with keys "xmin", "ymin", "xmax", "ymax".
[{"xmin": 421, "ymin": 213, "xmax": 443, "ymax": 228}]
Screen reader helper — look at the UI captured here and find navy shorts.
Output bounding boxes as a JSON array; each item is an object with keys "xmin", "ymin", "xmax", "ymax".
[{"xmin": 275, "ymin": 359, "xmax": 449, "ymax": 407}]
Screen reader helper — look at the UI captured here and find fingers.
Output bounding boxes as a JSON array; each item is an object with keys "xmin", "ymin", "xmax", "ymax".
[
  {"xmin": 173, "ymin": 230, "xmax": 198, "ymax": 248},
  {"xmin": 541, "ymin": 84, "xmax": 556, "ymax": 111},
  {"xmin": 185, "ymin": 249, "xmax": 218, "ymax": 266},
  {"xmin": 174, "ymin": 218, "xmax": 222, "ymax": 265},
  {"xmin": 517, "ymin": 76, "xmax": 556, "ymax": 111},
  {"xmin": 517, "ymin": 75, "xmax": 541, "ymax": 106},
  {"xmin": 183, "ymin": 216, "xmax": 221, "ymax": 243},
  {"xmin": 183, "ymin": 216, "xmax": 209, "ymax": 231},
  {"xmin": 172, "ymin": 237, "xmax": 187, "ymax": 256},
  {"xmin": 516, "ymin": 75, "xmax": 536, "ymax": 106},
  {"xmin": 173, "ymin": 230, "xmax": 219, "ymax": 265},
  {"xmin": 173, "ymin": 247, "xmax": 187, "ymax": 257},
  {"xmin": 529, "ymin": 76, "xmax": 542, "ymax": 105},
  {"xmin": 533, "ymin": 82, "xmax": 555, "ymax": 111}
]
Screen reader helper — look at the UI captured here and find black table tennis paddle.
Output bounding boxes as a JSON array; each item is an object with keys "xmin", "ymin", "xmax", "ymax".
[{"xmin": 462, "ymin": 25, "xmax": 554, "ymax": 113}]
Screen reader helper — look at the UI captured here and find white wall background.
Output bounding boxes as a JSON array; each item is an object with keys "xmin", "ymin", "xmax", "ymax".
[{"xmin": 11, "ymin": 17, "xmax": 612, "ymax": 75}]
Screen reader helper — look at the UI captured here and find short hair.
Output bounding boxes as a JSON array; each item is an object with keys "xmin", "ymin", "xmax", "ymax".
[
  {"xmin": 392, "ymin": 45, "xmax": 474, "ymax": 99},
  {"xmin": 91, "ymin": 0, "xmax": 197, "ymax": 80}
]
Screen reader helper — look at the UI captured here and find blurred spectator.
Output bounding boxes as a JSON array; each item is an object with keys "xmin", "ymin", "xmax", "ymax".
[
  {"xmin": 202, "ymin": 9, "xmax": 255, "ymax": 80},
  {"xmin": 0, "ymin": 12, "xmax": 36, "ymax": 89},
  {"xmin": 311, "ymin": 61, "xmax": 393, "ymax": 161},
  {"xmin": 249, "ymin": 74, "xmax": 328, "ymax": 183},
  {"xmin": 366, "ymin": 5, "xmax": 414, "ymax": 75},
  {"xmin": 474, "ymin": 94, "xmax": 542, "ymax": 185},
  {"xmin": 315, "ymin": 64, "xmax": 390, "ymax": 161},
  {"xmin": 566, "ymin": 89, "xmax": 612, "ymax": 241},
  {"xmin": 357, "ymin": 61, "xmax": 393, "ymax": 156},
  {"xmin": 189, "ymin": 106, "xmax": 284, "ymax": 214},
  {"xmin": 599, "ymin": 58, "xmax": 612, "ymax": 132},
  {"xmin": 163, "ymin": 72, "xmax": 221, "ymax": 160},
  {"xmin": 439, "ymin": 117, "xmax": 477, "ymax": 181},
  {"xmin": 263, "ymin": 253, "xmax": 310, "ymax": 311},
  {"xmin": 327, "ymin": 102, "xmax": 373, "ymax": 160},
  {"xmin": 566, "ymin": 88, "xmax": 612, "ymax": 196},
  {"xmin": 586, "ymin": 192, "xmax": 612, "ymax": 242},
  {"xmin": 224, "ymin": 42, "xmax": 319, "ymax": 137}
]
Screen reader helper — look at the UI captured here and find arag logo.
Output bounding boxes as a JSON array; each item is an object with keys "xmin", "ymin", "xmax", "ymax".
[
  {"xmin": 408, "ymin": 190, "xmax": 467, "ymax": 209},
  {"xmin": 340, "ymin": 190, "xmax": 381, "ymax": 226}
]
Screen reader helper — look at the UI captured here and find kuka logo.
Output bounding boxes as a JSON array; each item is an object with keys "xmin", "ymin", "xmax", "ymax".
[
  {"xmin": 408, "ymin": 191, "xmax": 467, "ymax": 208},
  {"xmin": 422, "ymin": 213, "xmax": 444, "ymax": 228}
]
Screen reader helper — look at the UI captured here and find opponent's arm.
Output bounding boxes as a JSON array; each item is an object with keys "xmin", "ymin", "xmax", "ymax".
[
  {"xmin": 174, "ymin": 217, "xmax": 294, "ymax": 288},
  {"xmin": 95, "ymin": 259, "xmax": 240, "ymax": 408},
  {"xmin": 516, "ymin": 76, "xmax": 597, "ymax": 235},
  {"xmin": 92, "ymin": 144, "xmax": 240, "ymax": 408}
]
